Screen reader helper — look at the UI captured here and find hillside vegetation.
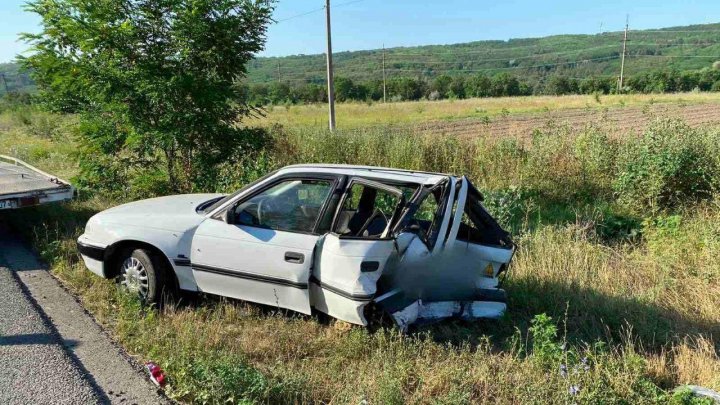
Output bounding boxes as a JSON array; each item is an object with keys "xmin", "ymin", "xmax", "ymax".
[
  {"xmin": 2, "ymin": 99, "xmax": 719, "ymax": 403},
  {"xmin": 248, "ymin": 23, "xmax": 720, "ymax": 84},
  {"xmin": 5, "ymin": 22, "xmax": 720, "ymax": 101}
]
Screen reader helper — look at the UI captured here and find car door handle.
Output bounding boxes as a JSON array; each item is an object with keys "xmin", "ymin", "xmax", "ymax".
[
  {"xmin": 284, "ymin": 252, "xmax": 305, "ymax": 264},
  {"xmin": 361, "ymin": 261, "xmax": 380, "ymax": 272}
]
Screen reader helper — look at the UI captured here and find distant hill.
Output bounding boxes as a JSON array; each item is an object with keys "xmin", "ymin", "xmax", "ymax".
[
  {"xmin": 0, "ymin": 63, "xmax": 35, "ymax": 94},
  {"xmin": 247, "ymin": 22, "xmax": 720, "ymax": 85},
  {"xmin": 4, "ymin": 22, "xmax": 720, "ymax": 95}
]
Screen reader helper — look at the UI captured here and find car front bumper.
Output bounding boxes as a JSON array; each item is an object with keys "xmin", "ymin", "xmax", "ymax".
[{"xmin": 77, "ymin": 235, "xmax": 107, "ymax": 278}]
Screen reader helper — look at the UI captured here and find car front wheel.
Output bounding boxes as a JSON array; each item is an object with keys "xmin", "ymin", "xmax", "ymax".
[{"xmin": 117, "ymin": 248, "xmax": 172, "ymax": 305}]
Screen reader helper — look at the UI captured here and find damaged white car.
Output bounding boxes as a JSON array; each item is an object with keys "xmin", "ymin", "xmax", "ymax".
[{"xmin": 77, "ymin": 165, "xmax": 514, "ymax": 329}]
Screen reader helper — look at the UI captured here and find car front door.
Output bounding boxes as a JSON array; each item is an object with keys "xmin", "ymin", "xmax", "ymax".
[
  {"xmin": 190, "ymin": 175, "xmax": 342, "ymax": 314},
  {"xmin": 311, "ymin": 178, "xmax": 405, "ymax": 325}
]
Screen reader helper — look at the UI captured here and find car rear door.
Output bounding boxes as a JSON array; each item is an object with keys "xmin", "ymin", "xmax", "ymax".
[
  {"xmin": 311, "ymin": 178, "xmax": 405, "ymax": 325},
  {"xmin": 442, "ymin": 176, "xmax": 514, "ymax": 290},
  {"xmin": 190, "ymin": 174, "xmax": 343, "ymax": 315}
]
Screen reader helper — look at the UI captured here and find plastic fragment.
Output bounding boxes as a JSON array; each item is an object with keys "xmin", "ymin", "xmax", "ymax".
[{"xmin": 145, "ymin": 361, "xmax": 167, "ymax": 387}]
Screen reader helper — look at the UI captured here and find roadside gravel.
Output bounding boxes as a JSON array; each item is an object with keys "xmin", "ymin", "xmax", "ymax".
[
  {"xmin": 0, "ymin": 254, "xmax": 102, "ymax": 404},
  {"xmin": 0, "ymin": 224, "xmax": 170, "ymax": 404}
]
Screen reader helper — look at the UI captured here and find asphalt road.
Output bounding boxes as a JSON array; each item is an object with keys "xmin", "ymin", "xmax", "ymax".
[{"xmin": 0, "ymin": 224, "xmax": 170, "ymax": 405}]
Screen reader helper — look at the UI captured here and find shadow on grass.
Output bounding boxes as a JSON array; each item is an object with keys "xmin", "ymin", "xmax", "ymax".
[
  {"xmin": 417, "ymin": 277, "xmax": 719, "ymax": 354},
  {"xmin": 0, "ymin": 199, "xmax": 100, "ymax": 241}
]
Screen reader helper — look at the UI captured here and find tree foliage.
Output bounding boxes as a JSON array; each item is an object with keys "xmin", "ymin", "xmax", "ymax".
[
  {"xmin": 21, "ymin": 0, "xmax": 275, "ymax": 193},
  {"xmin": 242, "ymin": 66, "xmax": 720, "ymax": 106}
]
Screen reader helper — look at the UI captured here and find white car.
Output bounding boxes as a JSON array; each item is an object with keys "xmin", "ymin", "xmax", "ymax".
[{"xmin": 77, "ymin": 164, "xmax": 514, "ymax": 329}]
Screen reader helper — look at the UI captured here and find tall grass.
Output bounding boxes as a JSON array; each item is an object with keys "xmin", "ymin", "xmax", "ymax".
[{"xmin": 2, "ymin": 106, "xmax": 720, "ymax": 404}]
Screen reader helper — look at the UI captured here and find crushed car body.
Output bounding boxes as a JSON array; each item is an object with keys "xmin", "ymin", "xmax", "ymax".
[{"xmin": 77, "ymin": 165, "xmax": 514, "ymax": 329}]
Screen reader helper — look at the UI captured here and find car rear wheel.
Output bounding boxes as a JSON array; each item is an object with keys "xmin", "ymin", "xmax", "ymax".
[{"xmin": 117, "ymin": 248, "xmax": 172, "ymax": 305}]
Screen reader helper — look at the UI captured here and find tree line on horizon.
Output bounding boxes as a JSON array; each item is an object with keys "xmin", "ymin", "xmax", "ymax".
[
  {"xmin": 243, "ymin": 65, "xmax": 720, "ymax": 105},
  {"xmin": 5, "ymin": 62, "xmax": 720, "ymax": 106}
]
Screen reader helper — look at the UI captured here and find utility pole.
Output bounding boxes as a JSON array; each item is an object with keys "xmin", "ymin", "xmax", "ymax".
[
  {"xmin": 0, "ymin": 74, "xmax": 8, "ymax": 95},
  {"xmin": 325, "ymin": 0, "xmax": 336, "ymax": 131},
  {"xmin": 618, "ymin": 15, "xmax": 629, "ymax": 92},
  {"xmin": 382, "ymin": 43, "xmax": 387, "ymax": 103}
]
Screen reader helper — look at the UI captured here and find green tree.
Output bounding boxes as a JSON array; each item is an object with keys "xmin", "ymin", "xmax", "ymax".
[
  {"xmin": 430, "ymin": 75, "xmax": 452, "ymax": 99},
  {"xmin": 334, "ymin": 76, "xmax": 356, "ymax": 102},
  {"xmin": 388, "ymin": 77, "xmax": 424, "ymax": 101},
  {"xmin": 448, "ymin": 76, "xmax": 466, "ymax": 99},
  {"xmin": 21, "ymin": 0, "xmax": 275, "ymax": 193},
  {"xmin": 545, "ymin": 75, "xmax": 576, "ymax": 95},
  {"xmin": 490, "ymin": 73, "xmax": 521, "ymax": 97},
  {"xmin": 465, "ymin": 74, "xmax": 492, "ymax": 97},
  {"xmin": 268, "ymin": 82, "xmax": 292, "ymax": 104}
]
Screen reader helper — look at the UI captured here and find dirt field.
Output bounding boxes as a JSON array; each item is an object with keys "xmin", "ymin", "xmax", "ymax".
[{"xmin": 414, "ymin": 102, "xmax": 720, "ymax": 140}]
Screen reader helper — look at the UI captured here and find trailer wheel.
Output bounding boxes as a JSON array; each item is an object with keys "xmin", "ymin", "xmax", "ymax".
[{"xmin": 116, "ymin": 248, "xmax": 172, "ymax": 306}]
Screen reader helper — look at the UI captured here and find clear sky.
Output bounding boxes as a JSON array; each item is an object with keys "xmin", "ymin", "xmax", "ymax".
[{"xmin": 2, "ymin": 0, "xmax": 720, "ymax": 63}]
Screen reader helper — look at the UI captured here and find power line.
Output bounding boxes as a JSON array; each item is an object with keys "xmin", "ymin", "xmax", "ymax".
[
  {"xmin": 274, "ymin": 0, "xmax": 365, "ymax": 24},
  {"xmin": 264, "ymin": 38, "xmax": 720, "ymax": 74},
  {"xmin": 384, "ymin": 41, "xmax": 716, "ymax": 59},
  {"xmin": 628, "ymin": 54, "xmax": 720, "ymax": 58},
  {"xmin": 630, "ymin": 29, "xmax": 720, "ymax": 33},
  {"xmin": 274, "ymin": 7, "xmax": 325, "ymax": 23},
  {"xmin": 251, "ymin": 51, "xmax": 720, "ymax": 84},
  {"xmin": 381, "ymin": 55, "xmax": 621, "ymax": 73},
  {"xmin": 256, "ymin": 53, "xmax": 627, "ymax": 82}
]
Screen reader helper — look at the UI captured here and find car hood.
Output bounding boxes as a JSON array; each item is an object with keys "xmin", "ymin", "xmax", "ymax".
[{"xmin": 93, "ymin": 193, "xmax": 222, "ymax": 232}]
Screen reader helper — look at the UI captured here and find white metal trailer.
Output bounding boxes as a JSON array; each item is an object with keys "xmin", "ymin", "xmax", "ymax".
[{"xmin": 0, "ymin": 154, "xmax": 74, "ymax": 210}]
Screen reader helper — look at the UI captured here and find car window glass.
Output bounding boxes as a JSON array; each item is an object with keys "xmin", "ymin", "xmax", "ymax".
[
  {"xmin": 407, "ymin": 186, "xmax": 444, "ymax": 243},
  {"xmin": 202, "ymin": 170, "xmax": 278, "ymax": 214},
  {"xmin": 233, "ymin": 179, "xmax": 333, "ymax": 233},
  {"xmin": 334, "ymin": 183, "xmax": 400, "ymax": 238}
]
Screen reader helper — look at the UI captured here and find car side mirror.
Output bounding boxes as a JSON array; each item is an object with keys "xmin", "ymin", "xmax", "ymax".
[{"xmin": 221, "ymin": 209, "xmax": 234, "ymax": 224}]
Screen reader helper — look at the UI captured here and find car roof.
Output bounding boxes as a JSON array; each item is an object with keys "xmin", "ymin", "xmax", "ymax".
[{"xmin": 281, "ymin": 164, "xmax": 451, "ymax": 185}]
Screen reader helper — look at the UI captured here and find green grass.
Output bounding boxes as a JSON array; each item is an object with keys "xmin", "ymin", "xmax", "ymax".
[{"xmin": 1, "ymin": 104, "xmax": 719, "ymax": 404}]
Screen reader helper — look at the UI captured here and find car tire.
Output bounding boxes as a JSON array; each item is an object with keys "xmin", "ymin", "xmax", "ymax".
[{"xmin": 116, "ymin": 248, "xmax": 174, "ymax": 306}]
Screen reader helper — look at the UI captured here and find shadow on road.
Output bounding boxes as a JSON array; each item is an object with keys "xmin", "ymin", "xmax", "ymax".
[
  {"xmin": 0, "ymin": 226, "xmax": 112, "ymax": 404},
  {"xmin": 0, "ymin": 333, "xmax": 80, "ymax": 348}
]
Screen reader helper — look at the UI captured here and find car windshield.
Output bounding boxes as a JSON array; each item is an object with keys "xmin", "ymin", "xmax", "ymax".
[{"xmin": 197, "ymin": 170, "xmax": 279, "ymax": 214}]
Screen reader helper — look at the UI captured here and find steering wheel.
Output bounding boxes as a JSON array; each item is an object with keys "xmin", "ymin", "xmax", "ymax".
[
  {"xmin": 257, "ymin": 196, "xmax": 285, "ymax": 226},
  {"xmin": 356, "ymin": 209, "xmax": 389, "ymax": 237}
]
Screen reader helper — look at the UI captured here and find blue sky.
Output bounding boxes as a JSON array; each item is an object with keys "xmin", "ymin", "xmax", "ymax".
[{"xmin": 2, "ymin": 0, "xmax": 719, "ymax": 63}]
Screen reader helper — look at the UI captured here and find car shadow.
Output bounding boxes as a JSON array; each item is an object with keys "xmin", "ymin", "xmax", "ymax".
[{"xmin": 414, "ymin": 278, "xmax": 719, "ymax": 354}]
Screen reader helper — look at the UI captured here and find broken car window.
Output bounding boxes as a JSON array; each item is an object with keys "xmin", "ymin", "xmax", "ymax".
[
  {"xmin": 232, "ymin": 179, "xmax": 333, "ymax": 233},
  {"xmin": 405, "ymin": 183, "xmax": 447, "ymax": 248},
  {"xmin": 334, "ymin": 183, "xmax": 401, "ymax": 238},
  {"xmin": 457, "ymin": 183, "xmax": 512, "ymax": 247}
]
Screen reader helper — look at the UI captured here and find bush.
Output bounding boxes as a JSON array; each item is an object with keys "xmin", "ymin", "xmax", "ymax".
[{"xmin": 614, "ymin": 119, "xmax": 719, "ymax": 212}]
